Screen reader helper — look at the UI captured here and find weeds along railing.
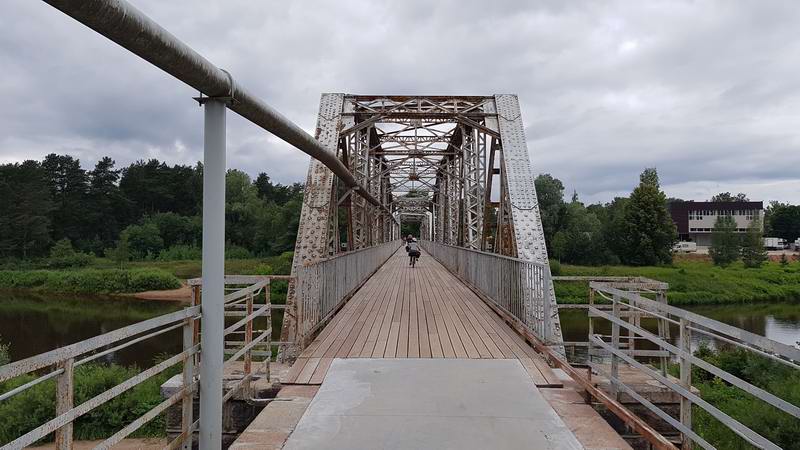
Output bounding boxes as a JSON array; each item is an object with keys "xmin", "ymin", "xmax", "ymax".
[
  {"xmin": 588, "ymin": 282, "xmax": 800, "ymax": 450},
  {"xmin": 420, "ymin": 240, "xmax": 553, "ymax": 344},
  {"xmin": 0, "ymin": 276, "xmax": 275, "ymax": 450},
  {"xmin": 295, "ymin": 240, "xmax": 402, "ymax": 343}
]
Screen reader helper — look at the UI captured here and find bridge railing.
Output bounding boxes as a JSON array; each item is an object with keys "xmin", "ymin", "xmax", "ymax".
[
  {"xmin": 589, "ymin": 282, "xmax": 800, "ymax": 450},
  {"xmin": 420, "ymin": 241, "xmax": 553, "ymax": 343},
  {"xmin": 0, "ymin": 276, "xmax": 276, "ymax": 450},
  {"xmin": 295, "ymin": 240, "xmax": 402, "ymax": 344}
]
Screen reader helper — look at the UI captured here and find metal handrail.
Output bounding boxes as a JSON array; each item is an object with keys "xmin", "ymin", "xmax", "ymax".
[
  {"xmin": 420, "ymin": 240, "xmax": 554, "ymax": 344},
  {"xmin": 0, "ymin": 276, "xmax": 274, "ymax": 450},
  {"xmin": 588, "ymin": 282, "xmax": 800, "ymax": 450},
  {"xmin": 295, "ymin": 240, "xmax": 402, "ymax": 342}
]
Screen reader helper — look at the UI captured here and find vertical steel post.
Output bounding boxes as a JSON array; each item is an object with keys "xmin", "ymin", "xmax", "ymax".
[
  {"xmin": 55, "ymin": 358, "xmax": 74, "ymax": 450},
  {"xmin": 610, "ymin": 295, "xmax": 621, "ymax": 399},
  {"xmin": 199, "ymin": 98, "xmax": 226, "ymax": 450},
  {"xmin": 181, "ymin": 318, "xmax": 195, "ymax": 450},
  {"xmin": 679, "ymin": 318, "xmax": 693, "ymax": 450}
]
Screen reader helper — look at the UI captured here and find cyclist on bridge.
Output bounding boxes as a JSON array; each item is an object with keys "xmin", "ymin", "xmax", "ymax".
[{"xmin": 405, "ymin": 235, "xmax": 420, "ymax": 267}]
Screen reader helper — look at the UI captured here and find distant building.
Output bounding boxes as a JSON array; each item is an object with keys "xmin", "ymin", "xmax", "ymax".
[{"xmin": 668, "ymin": 201, "xmax": 764, "ymax": 246}]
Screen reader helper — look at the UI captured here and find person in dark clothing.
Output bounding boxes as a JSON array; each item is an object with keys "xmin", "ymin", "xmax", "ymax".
[{"xmin": 406, "ymin": 239, "xmax": 420, "ymax": 267}]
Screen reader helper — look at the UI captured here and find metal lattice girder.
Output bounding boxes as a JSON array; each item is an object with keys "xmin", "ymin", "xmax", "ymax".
[
  {"xmin": 494, "ymin": 94, "xmax": 563, "ymax": 349},
  {"xmin": 282, "ymin": 93, "xmax": 344, "ymax": 348}
]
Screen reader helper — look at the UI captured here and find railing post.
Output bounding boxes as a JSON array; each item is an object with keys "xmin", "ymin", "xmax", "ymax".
[
  {"xmin": 610, "ymin": 294, "xmax": 621, "ymax": 400},
  {"xmin": 181, "ymin": 317, "xmax": 195, "ymax": 450},
  {"xmin": 543, "ymin": 268, "xmax": 552, "ymax": 344},
  {"xmin": 587, "ymin": 287, "xmax": 595, "ymax": 385},
  {"xmin": 199, "ymin": 97, "xmax": 227, "ymax": 450},
  {"xmin": 244, "ymin": 293, "xmax": 253, "ymax": 396},
  {"xmin": 679, "ymin": 317, "xmax": 693, "ymax": 450},
  {"xmin": 55, "ymin": 357, "xmax": 74, "ymax": 450}
]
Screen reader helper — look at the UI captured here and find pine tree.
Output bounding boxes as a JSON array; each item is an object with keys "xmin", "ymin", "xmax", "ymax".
[
  {"xmin": 710, "ymin": 215, "xmax": 740, "ymax": 267},
  {"xmin": 618, "ymin": 168, "xmax": 677, "ymax": 265},
  {"xmin": 741, "ymin": 216, "xmax": 767, "ymax": 268}
]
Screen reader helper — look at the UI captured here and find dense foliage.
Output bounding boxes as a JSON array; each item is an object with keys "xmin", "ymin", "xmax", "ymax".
[
  {"xmin": 673, "ymin": 346, "xmax": 800, "ymax": 449},
  {"xmin": 537, "ymin": 168, "xmax": 676, "ymax": 266},
  {"xmin": 0, "ymin": 268, "xmax": 180, "ymax": 293},
  {"xmin": 0, "ymin": 363, "xmax": 180, "ymax": 445},
  {"xmin": 0, "ymin": 155, "xmax": 303, "ymax": 262}
]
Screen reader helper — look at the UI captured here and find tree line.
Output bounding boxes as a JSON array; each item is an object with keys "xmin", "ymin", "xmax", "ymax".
[
  {"xmin": 538, "ymin": 170, "xmax": 800, "ymax": 267},
  {"xmin": 0, "ymin": 154, "xmax": 303, "ymax": 262},
  {"xmin": 536, "ymin": 168, "xmax": 677, "ymax": 266}
]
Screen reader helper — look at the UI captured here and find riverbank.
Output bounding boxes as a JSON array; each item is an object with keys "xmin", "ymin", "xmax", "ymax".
[
  {"xmin": 555, "ymin": 259, "xmax": 800, "ymax": 305},
  {"xmin": 0, "ymin": 268, "xmax": 180, "ymax": 294},
  {"xmin": 0, "ymin": 252, "xmax": 293, "ymax": 296}
]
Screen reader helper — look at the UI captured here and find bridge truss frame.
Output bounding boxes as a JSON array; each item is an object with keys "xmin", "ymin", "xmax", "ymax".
[{"xmin": 282, "ymin": 94, "xmax": 563, "ymax": 353}]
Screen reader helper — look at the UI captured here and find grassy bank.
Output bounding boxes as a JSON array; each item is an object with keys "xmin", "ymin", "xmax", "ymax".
[
  {"xmin": 0, "ymin": 252, "xmax": 293, "ymax": 296},
  {"xmin": 554, "ymin": 259, "xmax": 800, "ymax": 305},
  {"xmin": 0, "ymin": 268, "xmax": 180, "ymax": 294}
]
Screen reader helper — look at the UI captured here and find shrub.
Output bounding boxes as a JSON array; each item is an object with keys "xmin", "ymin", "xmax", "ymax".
[
  {"xmin": 158, "ymin": 244, "xmax": 202, "ymax": 261},
  {"xmin": 122, "ymin": 223, "xmax": 164, "ymax": 260},
  {"xmin": 225, "ymin": 245, "xmax": 253, "ymax": 260},
  {"xmin": 549, "ymin": 259, "xmax": 562, "ymax": 276},
  {"xmin": 0, "ymin": 335, "xmax": 9, "ymax": 366},
  {"xmin": 0, "ymin": 268, "xmax": 180, "ymax": 294},
  {"xmin": 0, "ymin": 363, "xmax": 179, "ymax": 444},
  {"xmin": 47, "ymin": 238, "xmax": 94, "ymax": 269}
]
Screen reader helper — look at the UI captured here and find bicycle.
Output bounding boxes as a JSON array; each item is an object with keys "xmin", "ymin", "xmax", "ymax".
[{"xmin": 409, "ymin": 252, "xmax": 419, "ymax": 268}]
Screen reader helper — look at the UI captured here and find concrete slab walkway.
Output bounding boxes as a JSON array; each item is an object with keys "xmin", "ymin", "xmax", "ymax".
[{"xmin": 282, "ymin": 358, "xmax": 585, "ymax": 450}]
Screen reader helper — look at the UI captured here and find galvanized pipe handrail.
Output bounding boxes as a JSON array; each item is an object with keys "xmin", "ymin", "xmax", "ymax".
[
  {"xmin": 420, "ymin": 240, "xmax": 553, "ymax": 344},
  {"xmin": 42, "ymin": 0, "xmax": 394, "ymax": 219},
  {"xmin": 0, "ymin": 276, "xmax": 272, "ymax": 450},
  {"xmin": 589, "ymin": 282, "xmax": 800, "ymax": 450},
  {"xmin": 295, "ymin": 240, "xmax": 402, "ymax": 342}
]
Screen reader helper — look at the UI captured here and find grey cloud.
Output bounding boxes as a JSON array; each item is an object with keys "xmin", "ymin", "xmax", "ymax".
[{"xmin": 1, "ymin": 0, "xmax": 798, "ymax": 205}]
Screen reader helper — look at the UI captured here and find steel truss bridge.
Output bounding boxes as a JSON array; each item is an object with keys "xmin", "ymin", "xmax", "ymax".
[
  {"xmin": 281, "ymin": 94, "xmax": 562, "ymax": 354},
  {"xmin": 1, "ymin": 1, "xmax": 799, "ymax": 450}
]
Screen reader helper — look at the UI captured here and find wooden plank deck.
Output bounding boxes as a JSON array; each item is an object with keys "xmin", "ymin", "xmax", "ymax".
[{"xmin": 284, "ymin": 249, "xmax": 561, "ymax": 387}]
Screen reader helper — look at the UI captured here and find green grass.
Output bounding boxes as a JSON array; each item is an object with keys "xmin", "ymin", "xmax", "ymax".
[
  {"xmin": 0, "ymin": 268, "xmax": 180, "ymax": 294},
  {"xmin": 554, "ymin": 260, "xmax": 800, "ymax": 305}
]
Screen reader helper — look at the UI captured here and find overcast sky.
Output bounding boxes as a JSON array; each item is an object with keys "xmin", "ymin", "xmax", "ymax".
[{"xmin": 2, "ymin": 1, "xmax": 799, "ymax": 205}]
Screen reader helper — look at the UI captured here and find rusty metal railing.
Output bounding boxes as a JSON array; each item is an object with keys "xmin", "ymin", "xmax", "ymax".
[
  {"xmin": 295, "ymin": 240, "xmax": 402, "ymax": 344},
  {"xmin": 420, "ymin": 240, "xmax": 554, "ymax": 344},
  {"xmin": 0, "ymin": 275, "xmax": 278, "ymax": 450},
  {"xmin": 589, "ymin": 282, "xmax": 800, "ymax": 450}
]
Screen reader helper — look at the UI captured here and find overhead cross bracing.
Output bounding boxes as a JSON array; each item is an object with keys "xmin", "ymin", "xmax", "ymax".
[{"xmin": 282, "ymin": 94, "xmax": 563, "ymax": 353}]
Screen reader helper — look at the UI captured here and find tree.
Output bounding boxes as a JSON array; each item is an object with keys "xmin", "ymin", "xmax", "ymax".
[
  {"xmin": 710, "ymin": 215, "xmax": 740, "ymax": 267},
  {"xmin": 550, "ymin": 200, "xmax": 611, "ymax": 265},
  {"xmin": 106, "ymin": 235, "xmax": 131, "ymax": 267},
  {"xmin": 86, "ymin": 157, "xmax": 129, "ymax": 252},
  {"xmin": 767, "ymin": 202, "xmax": 800, "ymax": 243},
  {"xmin": 121, "ymin": 223, "xmax": 164, "ymax": 259},
  {"xmin": 534, "ymin": 174, "xmax": 565, "ymax": 255},
  {"xmin": 41, "ymin": 154, "xmax": 89, "ymax": 244},
  {"xmin": 0, "ymin": 161, "xmax": 53, "ymax": 258},
  {"xmin": 710, "ymin": 192, "xmax": 749, "ymax": 202},
  {"xmin": 618, "ymin": 168, "xmax": 677, "ymax": 265},
  {"xmin": 741, "ymin": 217, "xmax": 767, "ymax": 268}
]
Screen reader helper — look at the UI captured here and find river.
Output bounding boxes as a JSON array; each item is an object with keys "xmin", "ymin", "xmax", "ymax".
[
  {"xmin": 0, "ymin": 291, "xmax": 183, "ymax": 367},
  {"xmin": 1, "ymin": 292, "xmax": 799, "ymax": 367},
  {"xmin": 559, "ymin": 302, "xmax": 800, "ymax": 361}
]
